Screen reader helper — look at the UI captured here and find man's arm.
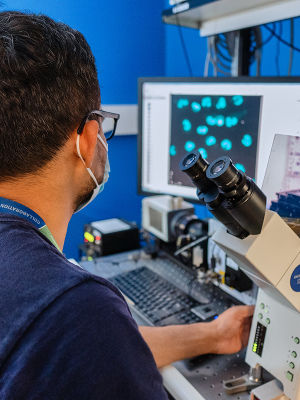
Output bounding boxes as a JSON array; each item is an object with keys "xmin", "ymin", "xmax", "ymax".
[{"xmin": 139, "ymin": 305, "xmax": 254, "ymax": 368}]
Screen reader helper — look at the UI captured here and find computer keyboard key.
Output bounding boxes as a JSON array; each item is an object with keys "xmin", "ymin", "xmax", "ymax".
[{"xmin": 110, "ymin": 266, "xmax": 200, "ymax": 325}]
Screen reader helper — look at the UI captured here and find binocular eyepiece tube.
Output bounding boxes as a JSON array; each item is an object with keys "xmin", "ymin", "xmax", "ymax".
[{"xmin": 179, "ymin": 151, "xmax": 266, "ymax": 239}]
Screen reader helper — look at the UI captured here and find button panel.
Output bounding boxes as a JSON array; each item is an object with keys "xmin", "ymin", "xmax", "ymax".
[{"xmin": 286, "ymin": 371, "xmax": 294, "ymax": 382}]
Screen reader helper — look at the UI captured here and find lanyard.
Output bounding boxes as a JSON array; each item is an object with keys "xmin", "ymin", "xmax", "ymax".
[{"xmin": 0, "ymin": 197, "xmax": 61, "ymax": 253}]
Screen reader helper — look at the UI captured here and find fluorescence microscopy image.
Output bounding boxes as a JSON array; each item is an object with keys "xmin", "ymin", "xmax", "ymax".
[{"xmin": 169, "ymin": 94, "xmax": 261, "ymax": 188}]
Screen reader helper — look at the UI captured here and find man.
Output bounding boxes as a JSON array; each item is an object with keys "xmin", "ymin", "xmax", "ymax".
[{"xmin": 0, "ymin": 11, "xmax": 254, "ymax": 399}]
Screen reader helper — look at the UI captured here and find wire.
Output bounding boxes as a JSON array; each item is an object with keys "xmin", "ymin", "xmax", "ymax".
[
  {"xmin": 261, "ymin": 23, "xmax": 276, "ymax": 47},
  {"xmin": 216, "ymin": 42, "xmax": 232, "ymax": 63},
  {"xmin": 204, "ymin": 27, "xmax": 264, "ymax": 77},
  {"xmin": 264, "ymin": 24, "xmax": 300, "ymax": 53},
  {"xmin": 211, "ymin": 36, "xmax": 231, "ymax": 76},
  {"xmin": 253, "ymin": 26, "xmax": 262, "ymax": 76},
  {"xmin": 204, "ymin": 37, "xmax": 210, "ymax": 77},
  {"xmin": 176, "ymin": 14, "xmax": 193, "ymax": 77},
  {"xmin": 256, "ymin": 47, "xmax": 262, "ymax": 77},
  {"xmin": 275, "ymin": 21, "xmax": 282, "ymax": 76},
  {"xmin": 174, "ymin": 235, "xmax": 209, "ymax": 257},
  {"xmin": 288, "ymin": 18, "xmax": 294, "ymax": 76}
]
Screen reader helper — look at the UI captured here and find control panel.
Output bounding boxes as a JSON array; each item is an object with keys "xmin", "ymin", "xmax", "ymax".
[{"xmin": 246, "ymin": 289, "xmax": 300, "ymax": 400}]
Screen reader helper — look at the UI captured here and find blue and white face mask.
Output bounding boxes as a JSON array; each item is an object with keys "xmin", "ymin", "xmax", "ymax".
[{"xmin": 74, "ymin": 134, "xmax": 110, "ymax": 213}]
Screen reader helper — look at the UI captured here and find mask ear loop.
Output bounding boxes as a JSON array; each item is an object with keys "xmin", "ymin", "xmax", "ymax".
[
  {"xmin": 97, "ymin": 134, "xmax": 108, "ymax": 151},
  {"xmin": 76, "ymin": 135, "xmax": 99, "ymax": 188}
]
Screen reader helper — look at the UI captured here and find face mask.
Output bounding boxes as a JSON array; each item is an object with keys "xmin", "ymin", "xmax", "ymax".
[{"xmin": 74, "ymin": 134, "xmax": 110, "ymax": 213}]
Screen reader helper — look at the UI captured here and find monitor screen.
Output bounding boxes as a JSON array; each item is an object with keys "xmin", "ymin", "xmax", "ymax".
[{"xmin": 138, "ymin": 77, "xmax": 300, "ymax": 202}]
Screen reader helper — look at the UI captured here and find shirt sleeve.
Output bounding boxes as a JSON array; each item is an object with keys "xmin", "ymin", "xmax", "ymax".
[{"xmin": 0, "ymin": 280, "xmax": 169, "ymax": 400}]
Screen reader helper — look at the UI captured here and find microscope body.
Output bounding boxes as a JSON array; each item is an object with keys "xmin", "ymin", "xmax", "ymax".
[
  {"xmin": 213, "ymin": 210, "xmax": 300, "ymax": 400},
  {"xmin": 179, "ymin": 150, "xmax": 300, "ymax": 399}
]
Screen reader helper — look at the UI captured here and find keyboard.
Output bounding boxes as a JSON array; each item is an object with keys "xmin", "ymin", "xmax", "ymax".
[
  {"xmin": 81, "ymin": 250, "xmax": 243, "ymax": 326},
  {"xmin": 110, "ymin": 266, "xmax": 210, "ymax": 326}
]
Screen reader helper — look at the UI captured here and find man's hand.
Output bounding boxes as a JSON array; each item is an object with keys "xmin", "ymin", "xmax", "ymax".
[
  {"xmin": 140, "ymin": 305, "xmax": 255, "ymax": 368},
  {"xmin": 210, "ymin": 305, "xmax": 255, "ymax": 354}
]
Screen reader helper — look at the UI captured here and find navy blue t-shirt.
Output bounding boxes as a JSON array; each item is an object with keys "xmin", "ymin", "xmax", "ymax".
[{"xmin": 0, "ymin": 214, "xmax": 168, "ymax": 399}]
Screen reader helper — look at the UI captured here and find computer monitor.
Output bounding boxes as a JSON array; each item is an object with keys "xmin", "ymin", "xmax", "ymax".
[{"xmin": 138, "ymin": 77, "xmax": 300, "ymax": 202}]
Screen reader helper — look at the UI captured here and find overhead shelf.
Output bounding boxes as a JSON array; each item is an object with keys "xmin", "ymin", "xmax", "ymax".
[{"xmin": 162, "ymin": 0, "xmax": 300, "ymax": 36}]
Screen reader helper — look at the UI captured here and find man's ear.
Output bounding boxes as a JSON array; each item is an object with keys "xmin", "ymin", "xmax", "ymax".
[{"xmin": 74, "ymin": 120, "xmax": 99, "ymax": 168}]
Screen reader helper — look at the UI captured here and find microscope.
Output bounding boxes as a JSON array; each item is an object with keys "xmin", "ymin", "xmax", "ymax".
[{"xmin": 180, "ymin": 150, "xmax": 300, "ymax": 400}]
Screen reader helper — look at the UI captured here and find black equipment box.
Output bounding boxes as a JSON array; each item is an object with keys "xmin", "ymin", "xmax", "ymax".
[{"xmin": 83, "ymin": 218, "xmax": 140, "ymax": 258}]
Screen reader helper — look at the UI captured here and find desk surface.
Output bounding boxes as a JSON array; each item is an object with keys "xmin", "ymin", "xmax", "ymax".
[{"xmin": 80, "ymin": 250, "xmax": 272, "ymax": 400}]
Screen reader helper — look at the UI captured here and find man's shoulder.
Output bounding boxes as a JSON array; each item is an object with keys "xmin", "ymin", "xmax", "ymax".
[
  {"xmin": 0, "ymin": 279, "xmax": 168, "ymax": 400},
  {"xmin": 0, "ymin": 215, "xmax": 126, "ymax": 367},
  {"xmin": 0, "ymin": 214, "xmax": 118, "ymax": 291}
]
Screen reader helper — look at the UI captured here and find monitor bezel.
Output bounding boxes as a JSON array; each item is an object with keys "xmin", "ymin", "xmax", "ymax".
[{"xmin": 137, "ymin": 76, "xmax": 300, "ymax": 203}]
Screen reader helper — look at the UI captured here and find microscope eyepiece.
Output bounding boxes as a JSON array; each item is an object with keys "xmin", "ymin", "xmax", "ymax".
[
  {"xmin": 182, "ymin": 153, "xmax": 197, "ymax": 167},
  {"xmin": 179, "ymin": 151, "xmax": 267, "ymax": 238},
  {"xmin": 179, "ymin": 151, "xmax": 215, "ymax": 193},
  {"xmin": 179, "ymin": 150, "xmax": 209, "ymax": 180},
  {"xmin": 210, "ymin": 160, "xmax": 226, "ymax": 175},
  {"xmin": 207, "ymin": 157, "xmax": 241, "ymax": 193}
]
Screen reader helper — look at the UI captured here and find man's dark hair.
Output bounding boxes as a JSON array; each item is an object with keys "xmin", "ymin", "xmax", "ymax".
[{"xmin": 0, "ymin": 11, "xmax": 100, "ymax": 181}]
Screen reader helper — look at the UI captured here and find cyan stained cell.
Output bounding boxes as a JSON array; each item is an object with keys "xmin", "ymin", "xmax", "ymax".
[
  {"xmin": 221, "ymin": 139, "xmax": 232, "ymax": 151},
  {"xmin": 241, "ymin": 134, "xmax": 252, "ymax": 147},
  {"xmin": 177, "ymin": 98, "xmax": 189, "ymax": 109},
  {"xmin": 185, "ymin": 141, "xmax": 196, "ymax": 152},
  {"xmin": 191, "ymin": 102, "xmax": 201, "ymax": 112},
  {"xmin": 216, "ymin": 97, "xmax": 226, "ymax": 110},
  {"xmin": 201, "ymin": 97, "xmax": 212, "ymax": 108},
  {"xmin": 216, "ymin": 115, "xmax": 225, "ymax": 127},
  {"xmin": 182, "ymin": 119, "xmax": 192, "ymax": 131},
  {"xmin": 232, "ymin": 95, "xmax": 244, "ymax": 106},
  {"xmin": 170, "ymin": 145, "xmax": 176, "ymax": 156},
  {"xmin": 197, "ymin": 126, "xmax": 208, "ymax": 135},
  {"xmin": 198, "ymin": 148, "xmax": 207, "ymax": 159},
  {"xmin": 206, "ymin": 115, "xmax": 225, "ymax": 127},
  {"xmin": 236, "ymin": 163, "xmax": 246, "ymax": 173},
  {"xmin": 206, "ymin": 136, "xmax": 216, "ymax": 146},
  {"xmin": 206, "ymin": 116, "xmax": 216, "ymax": 126},
  {"xmin": 225, "ymin": 116, "xmax": 238, "ymax": 128}
]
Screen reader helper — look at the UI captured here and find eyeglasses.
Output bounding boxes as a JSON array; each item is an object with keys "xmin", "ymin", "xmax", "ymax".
[{"xmin": 77, "ymin": 109, "xmax": 120, "ymax": 140}]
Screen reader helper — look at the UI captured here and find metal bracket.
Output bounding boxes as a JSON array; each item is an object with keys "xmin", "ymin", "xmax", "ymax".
[{"xmin": 223, "ymin": 366, "xmax": 263, "ymax": 395}]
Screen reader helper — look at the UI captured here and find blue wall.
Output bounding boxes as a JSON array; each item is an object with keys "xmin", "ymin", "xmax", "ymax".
[
  {"xmin": 163, "ymin": 0, "xmax": 300, "ymax": 78},
  {"xmin": 3, "ymin": 1, "xmax": 300, "ymax": 258},
  {"xmin": 2, "ymin": 0, "xmax": 165, "ymax": 258}
]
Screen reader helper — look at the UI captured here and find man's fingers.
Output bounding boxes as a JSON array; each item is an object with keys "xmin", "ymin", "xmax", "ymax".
[
  {"xmin": 245, "ymin": 305, "xmax": 255, "ymax": 317},
  {"xmin": 233, "ymin": 305, "xmax": 255, "ymax": 318}
]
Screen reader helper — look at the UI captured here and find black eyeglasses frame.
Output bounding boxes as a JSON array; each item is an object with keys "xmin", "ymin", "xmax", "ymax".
[{"xmin": 77, "ymin": 109, "xmax": 120, "ymax": 140}]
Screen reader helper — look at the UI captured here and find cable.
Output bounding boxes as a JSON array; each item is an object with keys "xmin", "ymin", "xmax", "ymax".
[
  {"xmin": 275, "ymin": 21, "xmax": 282, "ymax": 76},
  {"xmin": 175, "ymin": 14, "xmax": 193, "ymax": 77},
  {"xmin": 215, "ymin": 49, "xmax": 232, "ymax": 70},
  {"xmin": 174, "ymin": 235, "xmax": 209, "ymax": 257},
  {"xmin": 264, "ymin": 24, "xmax": 300, "ymax": 53},
  {"xmin": 204, "ymin": 37, "xmax": 210, "ymax": 77},
  {"xmin": 211, "ymin": 36, "xmax": 217, "ymax": 76},
  {"xmin": 204, "ymin": 28, "xmax": 263, "ymax": 77},
  {"xmin": 288, "ymin": 18, "xmax": 294, "ymax": 76},
  {"xmin": 261, "ymin": 23, "xmax": 276, "ymax": 47},
  {"xmin": 256, "ymin": 47, "xmax": 262, "ymax": 77},
  {"xmin": 216, "ymin": 41, "xmax": 232, "ymax": 63},
  {"xmin": 211, "ymin": 36, "xmax": 231, "ymax": 76},
  {"xmin": 253, "ymin": 26, "xmax": 262, "ymax": 76}
]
